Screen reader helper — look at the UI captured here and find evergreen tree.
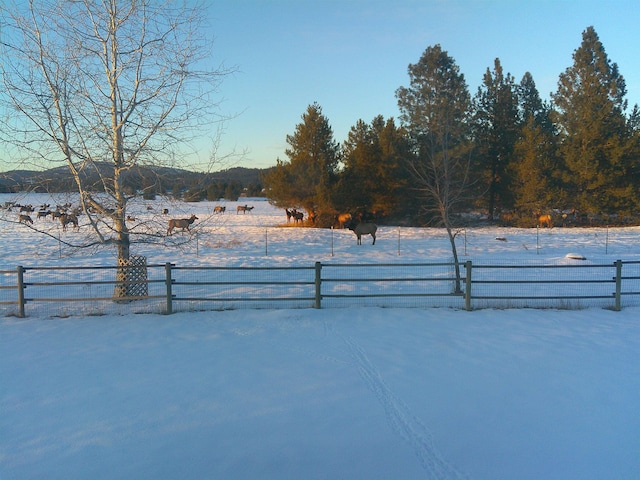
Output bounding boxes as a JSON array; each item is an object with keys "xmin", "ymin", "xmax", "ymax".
[
  {"xmin": 396, "ymin": 44, "xmax": 473, "ymax": 291},
  {"xmin": 472, "ymin": 58, "xmax": 520, "ymax": 219},
  {"xmin": 337, "ymin": 116, "xmax": 410, "ymax": 221},
  {"xmin": 551, "ymin": 26, "xmax": 638, "ymax": 215},
  {"xmin": 509, "ymin": 72, "xmax": 560, "ymax": 222},
  {"xmin": 262, "ymin": 103, "xmax": 340, "ymax": 223}
]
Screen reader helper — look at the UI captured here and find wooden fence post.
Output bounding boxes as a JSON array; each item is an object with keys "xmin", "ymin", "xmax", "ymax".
[
  {"xmin": 165, "ymin": 262, "xmax": 174, "ymax": 314},
  {"xmin": 17, "ymin": 265, "xmax": 25, "ymax": 318},
  {"xmin": 314, "ymin": 262, "xmax": 322, "ymax": 309},
  {"xmin": 614, "ymin": 259, "xmax": 622, "ymax": 311},
  {"xmin": 464, "ymin": 260, "xmax": 472, "ymax": 311}
]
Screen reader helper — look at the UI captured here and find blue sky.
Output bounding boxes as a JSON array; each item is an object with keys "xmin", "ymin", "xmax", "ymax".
[
  {"xmin": 205, "ymin": 0, "xmax": 640, "ymax": 170},
  {"xmin": 1, "ymin": 1, "xmax": 638, "ymax": 173}
]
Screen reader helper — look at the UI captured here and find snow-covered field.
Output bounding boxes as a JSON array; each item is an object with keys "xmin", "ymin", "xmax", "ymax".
[{"xmin": 1, "ymin": 193, "xmax": 639, "ymax": 479}]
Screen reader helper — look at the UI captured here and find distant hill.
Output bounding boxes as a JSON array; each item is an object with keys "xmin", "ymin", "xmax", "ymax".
[{"xmin": 0, "ymin": 164, "xmax": 272, "ymax": 195}]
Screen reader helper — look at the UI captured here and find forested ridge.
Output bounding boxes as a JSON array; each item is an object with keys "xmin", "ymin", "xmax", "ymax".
[
  {"xmin": 0, "ymin": 164, "xmax": 267, "ymax": 201},
  {"xmin": 263, "ymin": 27, "xmax": 640, "ymax": 228}
]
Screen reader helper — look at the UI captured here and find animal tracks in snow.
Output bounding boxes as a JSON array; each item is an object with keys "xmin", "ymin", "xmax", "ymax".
[{"xmin": 342, "ymin": 336, "xmax": 468, "ymax": 480}]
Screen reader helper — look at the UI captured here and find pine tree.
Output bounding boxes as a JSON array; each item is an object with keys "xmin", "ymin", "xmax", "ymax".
[
  {"xmin": 472, "ymin": 58, "xmax": 520, "ymax": 219},
  {"xmin": 509, "ymin": 72, "xmax": 560, "ymax": 222},
  {"xmin": 551, "ymin": 26, "xmax": 638, "ymax": 216},
  {"xmin": 337, "ymin": 116, "xmax": 410, "ymax": 221},
  {"xmin": 262, "ymin": 103, "xmax": 340, "ymax": 223}
]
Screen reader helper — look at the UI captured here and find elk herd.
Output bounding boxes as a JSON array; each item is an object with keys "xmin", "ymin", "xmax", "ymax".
[
  {"xmin": 6, "ymin": 198, "xmax": 612, "ymax": 248},
  {"xmin": 7, "ymin": 202, "xmax": 81, "ymax": 231},
  {"xmin": 3, "ymin": 200, "xmax": 260, "ymax": 239},
  {"xmin": 284, "ymin": 208, "xmax": 377, "ymax": 245}
]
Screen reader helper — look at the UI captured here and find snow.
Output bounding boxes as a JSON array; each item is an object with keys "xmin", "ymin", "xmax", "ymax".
[{"xmin": 1, "ymin": 193, "xmax": 639, "ymax": 479}]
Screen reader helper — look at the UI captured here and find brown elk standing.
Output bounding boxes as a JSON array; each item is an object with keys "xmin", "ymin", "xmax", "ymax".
[
  {"xmin": 60, "ymin": 213, "xmax": 79, "ymax": 231},
  {"xmin": 348, "ymin": 221, "xmax": 377, "ymax": 245},
  {"xmin": 167, "ymin": 214, "xmax": 198, "ymax": 235},
  {"xmin": 538, "ymin": 214, "xmax": 553, "ymax": 228},
  {"xmin": 237, "ymin": 205, "xmax": 254, "ymax": 214},
  {"xmin": 214, "ymin": 206, "xmax": 226, "ymax": 214}
]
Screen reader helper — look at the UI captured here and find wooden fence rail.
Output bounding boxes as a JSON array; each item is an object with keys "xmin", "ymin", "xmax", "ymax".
[{"xmin": 1, "ymin": 260, "xmax": 639, "ymax": 317}]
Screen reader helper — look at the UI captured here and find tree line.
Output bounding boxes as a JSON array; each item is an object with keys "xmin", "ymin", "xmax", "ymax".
[{"xmin": 263, "ymin": 27, "xmax": 640, "ymax": 229}]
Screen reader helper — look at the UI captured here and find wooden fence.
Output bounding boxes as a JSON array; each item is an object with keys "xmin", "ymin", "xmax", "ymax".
[{"xmin": 1, "ymin": 260, "xmax": 640, "ymax": 317}]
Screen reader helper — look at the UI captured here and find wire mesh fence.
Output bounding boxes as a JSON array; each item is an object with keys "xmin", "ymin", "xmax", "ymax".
[
  {"xmin": 470, "ymin": 262, "xmax": 617, "ymax": 309},
  {"xmin": 319, "ymin": 263, "xmax": 465, "ymax": 309},
  {"xmin": 169, "ymin": 265, "xmax": 317, "ymax": 311},
  {"xmin": 1, "ymin": 259, "xmax": 640, "ymax": 317},
  {"xmin": 0, "ymin": 263, "xmax": 167, "ymax": 317}
]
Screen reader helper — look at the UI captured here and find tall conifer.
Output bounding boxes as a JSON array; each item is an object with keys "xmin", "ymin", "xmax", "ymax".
[
  {"xmin": 262, "ymin": 103, "xmax": 340, "ymax": 222},
  {"xmin": 552, "ymin": 26, "xmax": 637, "ymax": 215},
  {"xmin": 509, "ymin": 72, "xmax": 560, "ymax": 221},
  {"xmin": 472, "ymin": 58, "xmax": 520, "ymax": 219}
]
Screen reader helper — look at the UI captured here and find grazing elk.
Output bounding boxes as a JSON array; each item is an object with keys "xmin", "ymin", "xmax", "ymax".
[
  {"xmin": 237, "ymin": 205, "xmax": 254, "ymax": 214},
  {"xmin": 60, "ymin": 213, "xmax": 79, "ymax": 231},
  {"xmin": 167, "ymin": 214, "xmax": 198, "ymax": 235},
  {"xmin": 538, "ymin": 214, "xmax": 553, "ymax": 228},
  {"xmin": 214, "ymin": 206, "xmax": 226, "ymax": 214},
  {"xmin": 19, "ymin": 214, "xmax": 33, "ymax": 225},
  {"xmin": 348, "ymin": 221, "xmax": 377, "ymax": 245}
]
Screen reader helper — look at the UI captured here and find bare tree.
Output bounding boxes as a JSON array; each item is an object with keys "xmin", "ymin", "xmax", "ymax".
[
  {"xmin": 0, "ymin": 0, "xmax": 230, "ymax": 268},
  {"xmin": 396, "ymin": 45, "xmax": 473, "ymax": 293}
]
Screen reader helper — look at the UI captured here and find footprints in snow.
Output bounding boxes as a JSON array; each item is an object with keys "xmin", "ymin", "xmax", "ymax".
[{"xmin": 343, "ymin": 336, "xmax": 467, "ymax": 480}]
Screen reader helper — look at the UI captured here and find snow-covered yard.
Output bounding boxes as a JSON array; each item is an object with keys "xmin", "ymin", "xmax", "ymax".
[{"xmin": 1, "ymin": 193, "xmax": 639, "ymax": 479}]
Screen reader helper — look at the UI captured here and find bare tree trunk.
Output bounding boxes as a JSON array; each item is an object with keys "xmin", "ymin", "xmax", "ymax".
[{"xmin": 445, "ymin": 224, "xmax": 462, "ymax": 294}]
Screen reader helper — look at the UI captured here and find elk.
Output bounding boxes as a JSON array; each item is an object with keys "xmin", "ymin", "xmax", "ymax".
[
  {"xmin": 538, "ymin": 214, "xmax": 553, "ymax": 228},
  {"xmin": 167, "ymin": 214, "xmax": 198, "ymax": 235},
  {"xmin": 60, "ymin": 213, "xmax": 79, "ymax": 231},
  {"xmin": 293, "ymin": 211, "xmax": 304, "ymax": 224},
  {"xmin": 214, "ymin": 206, "xmax": 226, "ymax": 214},
  {"xmin": 348, "ymin": 222, "xmax": 377, "ymax": 245},
  {"xmin": 37, "ymin": 210, "xmax": 52, "ymax": 220},
  {"xmin": 237, "ymin": 205, "xmax": 254, "ymax": 214},
  {"xmin": 285, "ymin": 208, "xmax": 294, "ymax": 223},
  {"xmin": 19, "ymin": 214, "xmax": 33, "ymax": 225}
]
